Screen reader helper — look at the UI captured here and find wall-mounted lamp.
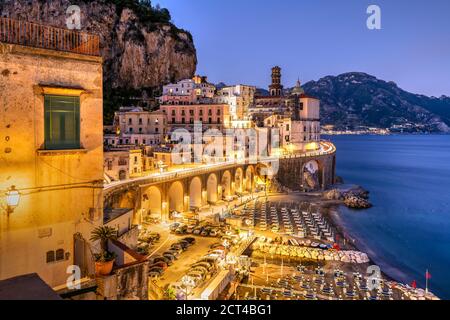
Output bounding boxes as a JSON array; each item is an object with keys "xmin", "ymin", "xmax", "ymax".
[{"xmin": 5, "ymin": 186, "xmax": 20, "ymax": 215}]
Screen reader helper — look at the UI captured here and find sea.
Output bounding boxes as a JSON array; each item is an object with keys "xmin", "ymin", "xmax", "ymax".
[{"xmin": 326, "ymin": 134, "xmax": 450, "ymax": 300}]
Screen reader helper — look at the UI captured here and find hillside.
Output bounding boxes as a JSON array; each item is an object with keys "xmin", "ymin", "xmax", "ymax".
[{"xmin": 300, "ymin": 72, "xmax": 450, "ymax": 133}]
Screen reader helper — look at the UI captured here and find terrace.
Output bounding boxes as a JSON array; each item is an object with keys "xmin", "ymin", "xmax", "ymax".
[{"xmin": 0, "ymin": 17, "xmax": 100, "ymax": 57}]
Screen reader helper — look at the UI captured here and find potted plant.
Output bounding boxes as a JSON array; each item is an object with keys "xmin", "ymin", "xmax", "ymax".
[{"xmin": 90, "ymin": 226, "xmax": 118, "ymax": 276}]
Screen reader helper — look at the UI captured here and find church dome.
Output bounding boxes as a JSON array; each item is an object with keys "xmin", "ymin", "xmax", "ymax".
[{"xmin": 291, "ymin": 79, "xmax": 305, "ymax": 95}]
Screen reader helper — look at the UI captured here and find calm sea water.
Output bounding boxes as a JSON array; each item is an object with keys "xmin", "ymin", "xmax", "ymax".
[{"xmin": 326, "ymin": 135, "xmax": 450, "ymax": 299}]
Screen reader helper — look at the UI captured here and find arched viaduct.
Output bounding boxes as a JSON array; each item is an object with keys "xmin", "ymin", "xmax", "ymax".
[{"xmin": 103, "ymin": 142, "xmax": 336, "ymax": 222}]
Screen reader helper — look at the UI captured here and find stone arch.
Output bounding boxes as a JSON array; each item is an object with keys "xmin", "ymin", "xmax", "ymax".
[
  {"xmin": 221, "ymin": 170, "xmax": 232, "ymax": 198},
  {"xmin": 143, "ymin": 186, "xmax": 162, "ymax": 218},
  {"xmin": 302, "ymin": 160, "xmax": 323, "ymax": 191},
  {"xmin": 207, "ymin": 173, "xmax": 218, "ymax": 204},
  {"xmin": 118, "ymin": 189, "xmax": 138, "ymax": 209},
  {"xmin": 168, "ymin": 181, "xmax": 184, "ymax": 213},
  {"xmin": 235, "ymin": 167, "xmax": 244, "ymax": 193},
  {"xmin": 245, "ymin": 165, "xmax": 255, "ymax": 192},
  {"xmin": 119, "ymin": 170, "xmax": 127, "ymax": 181},
  {"xmin": 189, "ymin": 177, "xmax": 202, "ymax": 209}
]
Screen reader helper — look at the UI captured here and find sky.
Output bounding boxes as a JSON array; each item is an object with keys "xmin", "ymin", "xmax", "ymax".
[{"xmin": 155, "ymin": 0, "xmax": 450, "ymax": 97}]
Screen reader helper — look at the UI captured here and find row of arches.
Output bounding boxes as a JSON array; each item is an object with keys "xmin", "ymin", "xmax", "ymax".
[{"xmin": 142, "ymin": 166, "xmax": 258, "ymax": 218}]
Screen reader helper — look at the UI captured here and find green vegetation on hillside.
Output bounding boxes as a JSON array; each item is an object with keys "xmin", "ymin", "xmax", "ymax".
[{"xmin": 109, "ymin": 0, "xmax": 172, "ymax": 24}]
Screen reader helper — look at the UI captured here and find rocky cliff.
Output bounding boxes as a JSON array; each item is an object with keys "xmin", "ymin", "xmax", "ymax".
[{"xmin": 0, "ymin": 0, "xmax": 197, "ymax": 120}]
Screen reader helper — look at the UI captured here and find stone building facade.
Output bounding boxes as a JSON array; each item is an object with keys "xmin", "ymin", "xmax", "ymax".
[{"xmin": 0, "ymin": 26, "xmax": 103, "ymax": 287}]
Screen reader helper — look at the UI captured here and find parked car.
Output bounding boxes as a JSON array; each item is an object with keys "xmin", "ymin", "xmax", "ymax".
[
  {"xmin": 153, "ymin": 256, "xmax": 172, "ymax": 266},
  {"xmin": 171, "ymin": 243, "xmax": 184, "ymax": 252},
  {"xmin": 190, "ymin": 267, "xmax": 209, "ymax": 277},
  {"xmin": 148, "ymin": 255, "xmax": 163, "ymax": 264},
  {"xmin": 176, "ymin": 241, "xmax": 189, "ymax": 250},
  {"xmin": 178, "ymin": 239, "xmax": 192, "ymax": 247},
  {"xmin": 192, "ymin": 262, "xmax": 213, "ymax": 271},
  {"xmin": 210, "ymin": 249, "xmax": 225, "ymax": 256},
  {"xmin": 170, "ymin": 223, "xmax": 181, "ymax": 232},
  {"xmin": 148, "ymin": 272, "xmax": 160, "ymax": 280},
  {"xmin": 176, "ymin": 225, "xmax": 188, "ymax": 235},
  {"xmin": 149, "ymin": 261, "xmax": 168, "ymax": 270},
  {"xmin": 163, "ymin": 253, "xmax": 177, "ymax": 262},
  {"xmin": 188, "ymin": 270, "xmax": 206, "ymax": 281},
  {"xmin": 166, "ymin": 250, "xmax": 181, "ymax": 258},
  {"xmin": 193, "ymin": 227, "xmax": 203, "ymax": 235},
  {"xmin": 210, "ymin": 243, "xmax": 226, "ymax": 250},
  {"xmin": 186, "ymin": 225, "xmax": 196, "ymax": 234},
  {"xmin": 183, "ymin": 237, "xmax": 196, "ymax": 245},
  {"xmin": 149, "ymin": 267, "xmax": 164, "ymax": 276},
  {"xmin": 199, "ymin": 256, "xmax": 218, "ymax": 264},
  {"xmin": 209, "ymin": 229, "xmax": 220, "ymax": 237},
  {"xmin": 201, "ymin": 228, "xmax": 211, "ymax": 237}
]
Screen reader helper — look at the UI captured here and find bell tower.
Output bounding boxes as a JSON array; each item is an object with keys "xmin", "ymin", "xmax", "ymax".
[{"xmin": 269, "ymin": 66, "xmax": 283, "ymax": 96}]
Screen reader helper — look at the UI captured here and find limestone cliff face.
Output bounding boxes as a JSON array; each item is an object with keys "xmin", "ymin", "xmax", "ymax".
[{"xmin": 0, "ymin": 0, "xmax": 197, "ymax": 91}]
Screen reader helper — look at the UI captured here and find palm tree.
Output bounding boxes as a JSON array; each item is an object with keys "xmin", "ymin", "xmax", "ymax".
[{"xmin": 90, "ymin": 226, "xmax": 118, "ymax": 253}]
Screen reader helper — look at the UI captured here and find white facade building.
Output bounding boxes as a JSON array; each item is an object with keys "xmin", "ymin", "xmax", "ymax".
[
  {"xmin": 162, "ymin": 75, "xmax": 215, "ymax": 103},
  {"xmin": 214, "ymin": 85, "xmax": 256, "ymax": 128}
]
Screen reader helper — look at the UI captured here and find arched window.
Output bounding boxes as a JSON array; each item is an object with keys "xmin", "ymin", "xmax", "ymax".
[
  {"xmin": 56, "ymin": 249, "xmax": 65, "ymax": 261},
  {"xmin": 46, "ymin": 251, "xmax": 55, "ymax": 263}
]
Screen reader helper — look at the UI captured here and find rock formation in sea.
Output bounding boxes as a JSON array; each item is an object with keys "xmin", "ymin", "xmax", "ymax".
[{"xmin": 324, "ymin": 186, "xmax": 372, "ymax": 209}]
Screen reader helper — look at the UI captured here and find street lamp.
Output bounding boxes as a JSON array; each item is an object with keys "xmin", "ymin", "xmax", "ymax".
[{"xmin": 5, "ymin": 186, "xmax": 20, "ymax": 215}]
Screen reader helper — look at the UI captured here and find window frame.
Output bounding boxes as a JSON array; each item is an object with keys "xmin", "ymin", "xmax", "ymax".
[{"xmin": 44, "ymin": 95, "xmax": 81, "ymax": 150}]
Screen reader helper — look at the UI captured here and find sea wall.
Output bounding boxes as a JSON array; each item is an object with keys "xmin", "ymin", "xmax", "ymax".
[{"xmin": 277, "ymin": 151, "xmax": 336, "ymax": 191}]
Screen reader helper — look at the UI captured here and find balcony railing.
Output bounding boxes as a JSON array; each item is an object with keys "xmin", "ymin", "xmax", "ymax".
[{"xmin": 0, "ymin": 17, "xmax": 100, "ymax": 56}]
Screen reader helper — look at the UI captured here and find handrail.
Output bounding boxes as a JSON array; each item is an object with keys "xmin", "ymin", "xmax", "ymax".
[{"xmin": 0, "ymin": 17, "xmax": 100, "ymax": 56}]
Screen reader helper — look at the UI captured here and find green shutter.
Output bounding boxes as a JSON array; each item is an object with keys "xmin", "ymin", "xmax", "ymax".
[{"xmin": 44, "ymin": 95, "xmax": 80, "ymax": 150}]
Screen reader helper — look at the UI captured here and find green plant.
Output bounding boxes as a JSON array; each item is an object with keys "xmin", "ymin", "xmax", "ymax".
[
  {"xmin": 165, "ymin": 287, "xmax": 177, "ymax": 300},
  {"xmin": 90, "ymin": 226, "xmax": 118, "ymax": 262},
  {"xmin": 93, "ymin": 251, "xmax": 117, "ymax": 263}
]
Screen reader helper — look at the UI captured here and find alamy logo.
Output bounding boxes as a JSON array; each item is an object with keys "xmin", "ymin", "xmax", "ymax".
[
  {"xmin": 170, "ymin": 123, "xmax": 281, "ymax": 176},
  {"xmin": 367, "ymin": 5, "xmax": 382, "ymax": 30},
  {"xmin": 66, "ymin": 265, "xmax": 81, "ymax": 290},
  {"xmin": 366, "ymin": 265, "xmax": 382, "ymax": 290},
  {"xmin": 66, "ymin": 5, "xmax": 81, "ymax": 30}
]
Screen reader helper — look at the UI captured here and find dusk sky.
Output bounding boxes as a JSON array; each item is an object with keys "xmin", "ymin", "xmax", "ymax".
[{"xmin": 156, "ymin": 0, "xmax": 450, "ymax": 97}]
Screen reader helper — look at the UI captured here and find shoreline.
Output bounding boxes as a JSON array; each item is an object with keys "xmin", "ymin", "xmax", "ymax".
[
  {"xmin": 319, "ymin": 199, "xmax": 440, "ymax": 299},
  {"xmin": 320, "ymin": 202, "xmax": 398, "ymax": 283}
]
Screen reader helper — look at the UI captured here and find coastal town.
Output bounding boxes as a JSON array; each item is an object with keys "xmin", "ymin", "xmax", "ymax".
[{"xmin": 0, "ymin": 14, "xmax": 440, "ymax": 302}]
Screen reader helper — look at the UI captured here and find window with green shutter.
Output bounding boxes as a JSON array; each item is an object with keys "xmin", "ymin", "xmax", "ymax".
[{"xmin": 44, "ymin": 95, "xmax": 80, "ymax": 150}]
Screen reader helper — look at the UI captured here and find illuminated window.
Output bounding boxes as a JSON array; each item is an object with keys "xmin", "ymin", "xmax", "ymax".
[{"xmin": 44, "ymin": 95, "xmax": 80, "ymax": 150}]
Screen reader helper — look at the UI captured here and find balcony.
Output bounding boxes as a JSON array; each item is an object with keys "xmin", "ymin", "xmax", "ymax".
[{"xmin": 0, "ymin": 17, "xmax": 100, "ymax": 57}]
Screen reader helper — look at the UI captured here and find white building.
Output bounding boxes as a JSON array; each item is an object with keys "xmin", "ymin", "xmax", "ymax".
[
  {"xmin": 214, "ymin": 85, "xmax": 256, "ymax": 122},
  {"xmin": 162, "ymin": 75, "xmax": 215, "ymax": 103}
]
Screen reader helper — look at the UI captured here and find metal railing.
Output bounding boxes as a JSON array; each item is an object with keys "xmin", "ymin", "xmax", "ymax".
[{"xmin": 0, "ymin": 17, "xmax": 100, "ymax": 56}]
